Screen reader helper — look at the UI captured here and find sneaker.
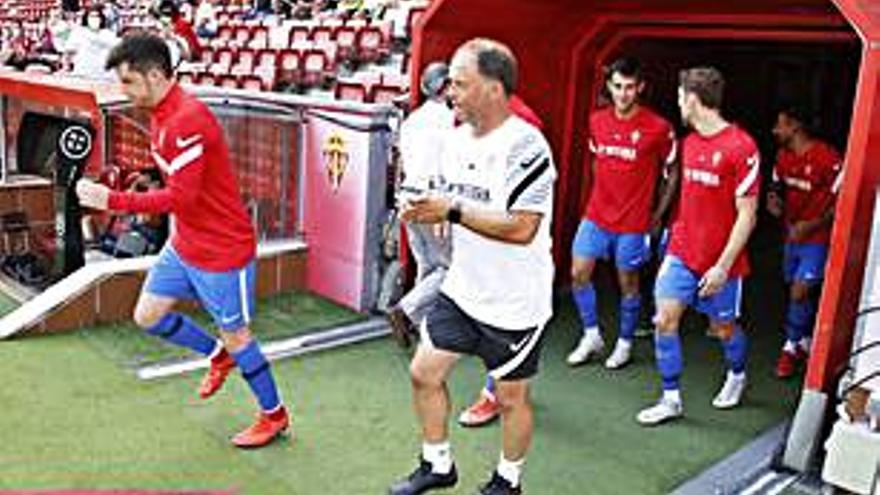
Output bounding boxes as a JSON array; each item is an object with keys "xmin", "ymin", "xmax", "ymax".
[
  {"xmin": 477, "ymin": 471, "xmax": 522, "ymax": 495},
  {"xmin": 712, "ymin": 373, "xmax": 746, "ymax": 409},
  {"xmin": 232, "ymin": 406, "xmax": 290, "ymax": 448},
  {"xmin": 604, "ymin": 340, "xmax": 632, "ymax": 369},
  {"xmin": 566, "ymin": 332, "xmax": 604, "ymax": 366},
  {"xmin": 387, "ymin": 306, "xmax": 416, "ymax": 349},
  {"xmin": 774, "ymin": 348, "xmax": 807, "ymax": 379},
  {"xmin": 389, "ymin": 457, "xmax": 458, "ymax": 495},
  {"xmin": 458, "ymin": 392, "xmax": 500, "ymax": 427},
  {"xmin": 636, "ymin": 399, "xmax": 683, "ymax": 426},
  {"xmin": 198, "ymin": 349, "xmax": 236, "ymax": 399}
]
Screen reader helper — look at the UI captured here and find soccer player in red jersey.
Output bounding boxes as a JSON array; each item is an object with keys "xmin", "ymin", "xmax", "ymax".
[
  {"xmin": 76, "ymin": 34, "xmax": 288, "ymax": 448},
  {"xmin": 767, "ymin": 107, "xmax": 842, "ymax": 378},
  {"xmin": 567, "ymin": 57, "xmax": 677, "ymax": 369},
  {"xmin": 637, "ymin": 67, "xmax": 760, "ymax": 426}
]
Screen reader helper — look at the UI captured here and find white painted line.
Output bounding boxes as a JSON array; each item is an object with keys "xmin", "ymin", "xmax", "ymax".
[
  {"xmin": 137, "ymin": 319, "xmax": 389, "ymax": 380},
  {"xmin": 765, "ymin": 474, "xmax": 798, "ymax": 495},
  {"xmin": 740, "ymin": 472, "xmax": 780, "ymax": 495}
]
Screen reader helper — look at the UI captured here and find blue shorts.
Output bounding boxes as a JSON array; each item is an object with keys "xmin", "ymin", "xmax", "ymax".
[
  {"xmin": 783, "ymin": 243, "xmax": 828, "ymax": 285},
  {"xmin": 571, "ymin": 219, "xmax": 649, "ymax": 270},
  {"xmin": 654, "ymin": 255, "xmax": 743, "ymax": 323},
  {"xmin": 145, "ymin": 246, "xmax": 256, "ymax": 331}
]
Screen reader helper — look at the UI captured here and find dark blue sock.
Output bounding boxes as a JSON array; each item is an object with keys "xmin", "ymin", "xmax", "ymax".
[
  {"xmin": 655, "ymin": 333, "xmax": 683, "ymax": 391},
  {"xmin": 721, "ymin": 326, "xmax": 748, "ymax": 374},
  {"xmin": 619, "ymin": 294, "xmax": 641, "ymax": 342},
  {"xmin": 146, "ymin": 313, "xmax": 218, "ymax": 356},
  {"xmin": 233, "ymin": 341, "xmax": 281, "ymax": 412},
  {"xmin": 485, "ymin": 376, "xmax": 495, "ymax": 395},
  {"xmin": 785, "ymin": 299, "xmax": 813, "ymax": 345},
  {"xmin": 572, "ymin": 283, "xmax": 598, "ymax": 329}
]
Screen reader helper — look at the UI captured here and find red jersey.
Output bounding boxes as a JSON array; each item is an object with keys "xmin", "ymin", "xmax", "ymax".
[
  {"xmin": 173, "ymin": 16, "xmax": 202, "ymax": 60},
  {"xmin": 773, "ymin": 140, "xmax": 842, "ymax": 245},
  {"xmin": 668, "ymin": 124, "xmax": 760, "ymax": 277},
  {"xmin": 584, "ymin": 106, "xmax": 676, "ymax": 233},
  {"xmin": 109, "ymin": 84, "xmax": 256, "ymax": 271}
]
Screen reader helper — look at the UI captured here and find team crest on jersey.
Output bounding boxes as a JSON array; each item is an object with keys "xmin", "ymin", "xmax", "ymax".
[
  {"xmin": 631, "ymin": 130, "xmax": 641, "ymax": 144},
  {"xmin": 323, "ymin": 132, "xmax": 349, "ymax": 193},
  {"xmin": 712, "ymin": 151, "xmax": 723, "ymax": 167}
]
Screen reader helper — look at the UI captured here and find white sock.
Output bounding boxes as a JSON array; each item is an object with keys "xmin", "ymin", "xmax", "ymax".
[
  {"xmin": 783, "ymin": 340, "xmax": 797, "ymax": 353},
  {"xmin": 615, "ymin": 339, "xmax": 633, "ymax": 351},
  {"xmin": 663, "ymin": 389, "xmax": 682, "ymax": 404},
  {"xmin": 727, "ymin": 370, "xmax": 746, "ymax": 381},
  {"xmin": 497, "ymin": 454, "xmax": 524, "ymax": 488},
  {"xmin": 422, "ymin": 441, "xmax": 453, "ymax": 474},
  {"xmin": 799, "ymin": 338, "xmax": 812, "ymax": 353},
  {"xmin": 583, "ymin": 326, "xmax": 600, "ymax": 340}
]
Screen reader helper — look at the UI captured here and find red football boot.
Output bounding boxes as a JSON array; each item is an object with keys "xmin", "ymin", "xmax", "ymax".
[
  {"xmin": 458, "ymin": 391, "xmax": 500, "ymax": 427},
  {"xmin": 199, "ymin": 349, "xmax": 236, "ymax": 399},
  {"xmin": 232, "ymin": 406, "xmax": 290, "ymax": 448}
]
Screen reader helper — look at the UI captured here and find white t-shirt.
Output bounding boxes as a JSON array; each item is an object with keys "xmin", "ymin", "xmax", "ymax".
[
  {"xmin": 440, "ymin": 115, "xmax": 556, "ymax": 330},
  {"xmin": 398, "ymin": 98, "xmax": 454, "ymax": 192},
  {"xmin": 66, "ymin": 26, "xmax": 119, "ymax": 80},
  {"xmin": 195, "ymin": 2, "xmax": 218, "ymax": 33}
]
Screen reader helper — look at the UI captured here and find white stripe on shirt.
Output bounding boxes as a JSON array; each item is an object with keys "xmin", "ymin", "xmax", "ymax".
[{"xmin": 736, "ymin": 154, "xmax": 761, "ymax": 196}]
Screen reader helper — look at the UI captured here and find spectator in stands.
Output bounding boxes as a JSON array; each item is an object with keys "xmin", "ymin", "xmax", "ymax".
[
  {"xmin": 59, "ymin": 6, "xmax": 120, "ymax": 80},
  {"xmin": 194, "ymin": 0, "xmax": 219, "ymax": 39},
  {"xmin": 1, "ymin": 21, "xmax": 35, "ymax": 71},
  {"xmin": 61, "ymin": 0, "xmax": 81, "ymax": 14},
  {"xmin": 155, "ymin": 0, "xmax": 202, "ymax": 61},
  {"xmin": 242, "ymin": 0, "xmax": 274, "ymax": 20},
  {"xmin": 103, "ymin": 0, "xmax": 123, "ymax": 35}
]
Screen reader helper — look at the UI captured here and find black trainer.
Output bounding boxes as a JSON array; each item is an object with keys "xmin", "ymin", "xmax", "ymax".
[
  {"xmin": 477, "ymin": 471, "xmax": 522, "ymax": 495},
  {"xmin": 387, "ymin": 306, "xmax": 416, "ymax": 349},
  {"xmin": 389, "ymin": 457, "xmax": 458, "ymax": 495}
]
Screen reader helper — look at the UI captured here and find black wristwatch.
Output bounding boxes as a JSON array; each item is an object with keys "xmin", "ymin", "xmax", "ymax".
[{"xmin": 446, "ymin": 202, "xmax": 462, "ymax": 224}]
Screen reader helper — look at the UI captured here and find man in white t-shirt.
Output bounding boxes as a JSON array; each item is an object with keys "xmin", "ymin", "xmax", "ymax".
[
  {"xmin": 389, "ymin": 38, "xmax": 556, "ymax": 495},
  {"xmin": 386, "ymin": 61, "xmax": 454, "ymax": 348}
]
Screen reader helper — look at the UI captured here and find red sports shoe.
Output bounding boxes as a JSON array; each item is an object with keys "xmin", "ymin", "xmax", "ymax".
[
  {"xmin": 232, "ymin": 406, "xmax": 290, "ymax": 448},
  {"xmin": 458, "ymin": 392, "xmax": 500, "ymax": 427},
  {"xmin": 775, "ymin": 347, "xmax": 807, "ymax": 379},
  {"xmin": 199, "ymin": 349, "xmax": 236, "ymax": 399}
]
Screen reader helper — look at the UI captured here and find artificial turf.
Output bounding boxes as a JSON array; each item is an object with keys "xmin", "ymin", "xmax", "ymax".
[{"xmin": 0, "ymin": 289, "xmax": 800, "ymax": 494}]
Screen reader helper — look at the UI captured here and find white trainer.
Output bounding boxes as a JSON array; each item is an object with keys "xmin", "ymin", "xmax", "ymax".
[
  {"xmin": 636, "ymin": 399, "xmax": 683, "ymax": 426},
  {"xmin": 712, "ymin": 372, "xmax": 747, "ymax": 409},
  {"xmin": 566, "ymin": 331, "xmax": 604, "ymax": 366},
  {"xmin": 604, "ymin": 340, "xmax": 632, "ymax": 369}
]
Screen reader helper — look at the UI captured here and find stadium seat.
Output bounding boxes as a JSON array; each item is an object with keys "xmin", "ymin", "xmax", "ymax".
[{"xmin": 335, "ymin": 80, "xmax": 368, "ymax": 102}]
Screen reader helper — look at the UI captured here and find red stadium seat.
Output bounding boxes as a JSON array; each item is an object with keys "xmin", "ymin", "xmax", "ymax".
[{"xmin": 335, "ymin": 80, "xmax": 368, "ymax": 102}]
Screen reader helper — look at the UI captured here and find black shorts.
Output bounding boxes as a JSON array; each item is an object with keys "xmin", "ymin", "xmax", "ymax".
[{"xmin": 424, "ymin": 294, "xmax": 546, "ymax": 381}]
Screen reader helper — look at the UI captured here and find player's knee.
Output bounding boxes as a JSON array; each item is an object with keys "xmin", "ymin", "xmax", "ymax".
[
  {"xmin": 654, "ymin": 310, "xmax": 678, "ymax": 334},
  {"xmin": 219, "ymin": 328, "xmax": 252, "ymax": 352},
  {"xmin": 133, "ymin": 304, "xmax": 163, "ymax": 329},
  {"xmin": 410, "ymin": 361, "xmax": 442, "ymax": 390},
  {"xmin": 712, "ymin": 321, "xmax": 735, "ymax": 340},
  {"xmin": 571, "ymin": 266, "xmax": 590, "ymax": 287},
  {"xmin": 790, "ymin": 282, "xmax": 810, "ymax": 302}
]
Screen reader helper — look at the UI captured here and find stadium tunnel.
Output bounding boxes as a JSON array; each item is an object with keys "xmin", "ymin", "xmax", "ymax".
[{"xmin": 412, "ymin": 0, "xmax": 880, "ymax": 475}]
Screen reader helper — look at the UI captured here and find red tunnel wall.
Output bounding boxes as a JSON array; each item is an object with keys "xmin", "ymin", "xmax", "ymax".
[{"xmin": 414, "ymin": 0, "xmax": 874, "ymax": 393}]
